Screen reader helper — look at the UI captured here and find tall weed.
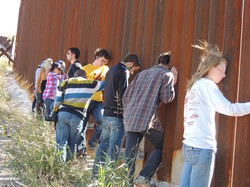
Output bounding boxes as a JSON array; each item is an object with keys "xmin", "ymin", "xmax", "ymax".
[
  {"xmin": 2, "ymin": 109, "xmax": 92, "ymax": 186},
  {"xmin": 96, "ymin": 158, "xmax": 130, "ymax": 187}
]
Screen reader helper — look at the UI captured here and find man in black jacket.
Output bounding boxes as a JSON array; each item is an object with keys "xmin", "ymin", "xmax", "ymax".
[
  {"xmin": 66, "ymin": 47, "xmax": 82, "ymax": 78},
  {"xmin": 92, "ymin": 53, "xmax": 141, "ymax": 177}
]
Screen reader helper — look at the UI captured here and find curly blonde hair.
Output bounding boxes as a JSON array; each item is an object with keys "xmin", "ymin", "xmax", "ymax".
[{"xmin": 186, "ymin": 40, "xmax": 227, "ymax": 90}]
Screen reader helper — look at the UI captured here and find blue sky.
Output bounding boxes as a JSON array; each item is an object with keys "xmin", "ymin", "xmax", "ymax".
[{"xmin": 0, "ymin": 0, "xmax": 20, "ymax": 36}]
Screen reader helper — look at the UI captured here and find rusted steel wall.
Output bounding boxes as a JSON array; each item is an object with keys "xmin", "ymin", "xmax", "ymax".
[
  {"xmin": 232, "ymin": 0, "xmax": 250, "ymax": 186},
  {"xmin": 14, "ymin": 0, "xmax": 250, "ymax": 186}
]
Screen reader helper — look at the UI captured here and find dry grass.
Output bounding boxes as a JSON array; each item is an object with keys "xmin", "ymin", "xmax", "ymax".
[
  {"xmin": 0, "ymin": 57, "xmax": 91, "ymax": 186},
  {"xmin": 0, "ymin": 57, "xmax": 130, "ymax": 187},
  {"xmin": 12, "ymin": 67, "xmax": 35, "ymax": 102}
]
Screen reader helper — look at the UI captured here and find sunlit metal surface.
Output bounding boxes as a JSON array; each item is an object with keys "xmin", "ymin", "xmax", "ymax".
[{"xmin": 14, "ymin": 0, "xmax": 250, "ymax": 186}]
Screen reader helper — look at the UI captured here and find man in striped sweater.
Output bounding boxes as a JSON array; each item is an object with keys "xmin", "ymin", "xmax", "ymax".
[{"xmin": 53, "ymin": 69, "xmax": 104, "ymax": 162}]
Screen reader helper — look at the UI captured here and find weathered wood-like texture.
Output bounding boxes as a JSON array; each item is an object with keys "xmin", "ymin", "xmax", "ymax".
[{"xmin": 14, "ymin": 0, "xmax": 250, "ymax": 186}]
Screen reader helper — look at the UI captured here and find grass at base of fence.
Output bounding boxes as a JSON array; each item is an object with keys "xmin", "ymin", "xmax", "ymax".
[
  {"xmin": 0, "ymin": 57, "xmax": 91, "ymax": 186},
  {"xmin": 0, "ymin": 57, "xmax": 131, "ymax": 187},
  {"xmin": 96, "ymin": 158, "xmax": 130, "ymax": 187}
]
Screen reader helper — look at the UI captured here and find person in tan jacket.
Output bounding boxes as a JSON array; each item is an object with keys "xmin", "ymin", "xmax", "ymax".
[
  {"xmin": 35, "ymin": 58, "xmax": 53, "ymax": 116},
  {"xmin": 36, "ymin": 58, "xmax": 53, "ymax": 95}
]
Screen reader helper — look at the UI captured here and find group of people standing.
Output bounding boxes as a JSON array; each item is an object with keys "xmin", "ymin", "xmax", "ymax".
[
  {"xmin": 33, "ymin": 40, "xmax": 250, "ymax": 187},
  {"xmin": 37, "ymin": 46, "xmax": 177, "ymax": 186},
  {"xmin": 33, "ymin": 58, "xmax": 67, "ymax": 120}
]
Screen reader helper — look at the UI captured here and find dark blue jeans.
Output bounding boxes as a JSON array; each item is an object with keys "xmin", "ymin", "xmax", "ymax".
[
  {"xmin": 125, "ymin": 129, "xmax": 164, "ymax": 186},
  {"xmin": 56, "ymin": 111, "xmax": 83, "ymax": 162},
  {"xmin": 77, "ymin": 100, "xmax": 103, "ymax": 152}
]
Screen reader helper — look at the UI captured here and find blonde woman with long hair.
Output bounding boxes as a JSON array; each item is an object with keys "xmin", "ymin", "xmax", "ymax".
[{"xmin": 180, "ymin": 41, "xmax": 250, "ymax": 187}]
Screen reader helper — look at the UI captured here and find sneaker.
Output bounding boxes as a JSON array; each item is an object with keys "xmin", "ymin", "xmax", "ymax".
[
  {"xmin": 76, "ymin": 149, "xmax": 87, "ymax": 159},
  {"xmin": 134, "ymin": 175, "xmax": 150, "ymax": 186}
]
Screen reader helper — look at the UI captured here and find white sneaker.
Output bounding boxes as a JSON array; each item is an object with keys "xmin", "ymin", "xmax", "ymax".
[{"xmin": 134, "ymin": 175, "xmax": 150, "ymax": 186}]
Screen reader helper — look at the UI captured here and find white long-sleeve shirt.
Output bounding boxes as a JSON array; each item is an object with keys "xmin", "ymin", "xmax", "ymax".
[
  {"xmin": 35, "ymin": 67, "xmax": 42, "ymax": 88},
  {"xmin": 183, "ymin": 78, "xmax": 250, "ymax": 152}
]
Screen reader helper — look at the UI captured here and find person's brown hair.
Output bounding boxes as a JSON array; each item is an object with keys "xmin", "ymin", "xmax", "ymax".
[
  {"xmin": 123, "ymin": 53, "xmax": 141, "ymax": 67},
  {"xmin": 94, "ymin": 48, "xmax": 111, "ymax": 60},
  {"xmin": 74, "ymin": 69, "xmax": 86, "ymax": 78}
]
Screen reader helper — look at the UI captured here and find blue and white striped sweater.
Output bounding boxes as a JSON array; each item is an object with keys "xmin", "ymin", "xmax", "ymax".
[{"xmin": 54, "ymin": 77, "xmax": 104, "ymax": 119}]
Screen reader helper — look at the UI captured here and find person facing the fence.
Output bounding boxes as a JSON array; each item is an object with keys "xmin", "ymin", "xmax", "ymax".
[
  {"xmin": 66, "ymin": 47, "xmax": 82, "ymax": 78},
  {"xmin": 36, "ymin": 58, "xmax": 53, "ymax": 95},
  {"xmin": 77, "ymin": 48, "xmax": 111, "ymax": 157},
  {"xmin": 179, "ymin": 40, "xmax": 250, "ymax": 187},
  {"xmin": 122, "ymin": 52, "xmax": 178, "ymax": 186},
  {"xmin": 43, "ymin": 61, "xmax": 66, "ymax": 121},
  {"xmin": 35, "ymin": 58, "xmax": 53, "ymax": 116},
  {"xmin": 32, "ymin": 61, "xmax": 43, "ymax": 112},
  {"xmin": 52, "ymin": 69, "xmax": 104, "ymax": 162},
  {"xmin": 92, "ymin": 53, "xmax": 141, "ymax": 177}
]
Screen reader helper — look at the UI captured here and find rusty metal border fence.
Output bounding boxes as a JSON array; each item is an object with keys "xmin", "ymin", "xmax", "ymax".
[{"xmin": 14, "ymin": 0, "xmax": 250, "ymax": 186}]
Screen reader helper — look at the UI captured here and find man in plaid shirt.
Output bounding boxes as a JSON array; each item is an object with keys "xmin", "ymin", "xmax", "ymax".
[{"xmin": 123, "ymin": 52, "xmax": 178, "ymax": 186}]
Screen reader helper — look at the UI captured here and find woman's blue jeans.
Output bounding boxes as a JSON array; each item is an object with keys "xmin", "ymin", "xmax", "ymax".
[{"xmin": 180, "ymin": 144, "xmax": 215, "ymax": 187}]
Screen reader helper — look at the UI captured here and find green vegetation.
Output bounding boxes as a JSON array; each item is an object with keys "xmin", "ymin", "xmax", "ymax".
[
  {"xmin": 4, "ymin": 119, "xmax": 92, "ymax": 186},
  {"xmin": 0, "ymin": 57, "xmax": 130, "ymax": 187},
  {"xmin": 95, "ymin": 158, "xmax": 130, "ymax": 187}
]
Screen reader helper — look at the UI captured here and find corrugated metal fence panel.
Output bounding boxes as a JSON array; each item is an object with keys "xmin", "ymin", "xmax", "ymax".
[
  {"xmin": 214, "ymin": 1, "xmax": 243, "ymax": 186},
  {"xmin": 14, "ymin": 0, "xmax": 250, "ymax": 186},
  {"xmin": 233, "ymin": 0, "xmax": 250, "ymax": 186},
  {"xmin": 159, "ymin": 0, "xmax": 186, "ymax": 182}
]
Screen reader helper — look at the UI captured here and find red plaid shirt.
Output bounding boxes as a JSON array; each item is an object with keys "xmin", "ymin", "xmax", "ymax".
[{"xmin": 123, "ymin": 65, "xmax": 175, "ymax": 132}]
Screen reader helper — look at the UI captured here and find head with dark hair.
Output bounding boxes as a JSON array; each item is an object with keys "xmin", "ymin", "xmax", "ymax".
[
  {"xmin": 123, "ymin": 53, "xmax": 141, "ymax": 67},
  {"xmin": 68, "ymin": 47, "xmax": 80, "ymax": 59},
  {"xmin": 49, "ymin": 62, "xmax": 58, "ymax": 72},
  {"xmin": 94, "ymin": 48, "xmax": 111, "ymax": 60},
  {"xmin": 74, "ymin": 69, "xmax": 86, "ymax": 78},
  {"xmin": 92, "ymin": 48, "xmax": 111, "ymax": 67},
  {"xmin": 49, "ymin": 62, "xmax": 64, "ymax": 75},
  {"xmin": 158, "ymin": 51, "xmax": 171, "ymax": 65},
  {"xmin": 122, "ymin": 53, "xmax": 141, "ymax": 74}
]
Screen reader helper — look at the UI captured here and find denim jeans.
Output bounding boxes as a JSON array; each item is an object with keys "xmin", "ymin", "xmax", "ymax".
[
  {"xmin": 92, "ymin": 116, "xmax": 125, "ymax": 176},
  {"xmin": 125, "ymin": 129, "xmax": 164, "ymax": 186},
  {"xmin": 180, "ymin": 144, "xmax": 215, "ymax": 187},
  {"xmin": 77, "ymin": 100, "xmax": 103, "ymax": 151},
  {"xmin": 44, "ymin": 98, "xmax": 54, "ymax": 119},
  {"xmin": 56, "ymin": 111, "xmax": 83, "ymax": 162}
]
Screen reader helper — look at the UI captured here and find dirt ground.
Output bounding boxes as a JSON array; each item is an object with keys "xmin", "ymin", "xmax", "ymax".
[
  {"xmin": 0, "ymin": 135, "xmax": 16, "ymax": 186},
  {"xmin": 0, "ymin": 63, "xmax": 32, "ymax": 186}
]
